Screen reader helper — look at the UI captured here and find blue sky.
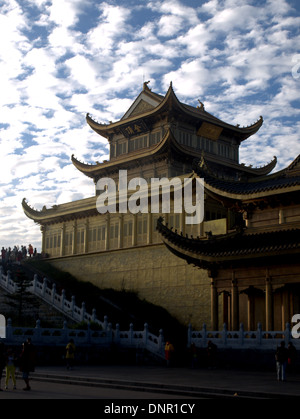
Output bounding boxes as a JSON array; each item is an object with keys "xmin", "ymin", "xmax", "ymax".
[{"xmin": 0, "ymin": 0, "xmax": 300, "ymax": 251}]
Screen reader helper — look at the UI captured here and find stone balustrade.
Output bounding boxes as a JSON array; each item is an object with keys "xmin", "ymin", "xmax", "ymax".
[
  {"xmin": 2, "ymin": 318, "xmax": 165, "ymax": 358},
  {"xmin": 2, "ymin": 266, "xmax": 300, "ymax": 354},
  {"xmin": 188, "ymin": 322, "xmax": 300, "ymax": 350},
  {"xmin": 0, "ymin": 267, "xmax": 100, "ymax": 326}
]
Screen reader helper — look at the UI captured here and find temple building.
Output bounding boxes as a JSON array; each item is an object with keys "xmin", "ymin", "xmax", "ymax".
[
  {"xmin": 22, "ymin": 81, "xmax": 290, "ymax": 331},
  {"xmin": 157, "ymin": 154, "xmax": 300, "ymax": 331}
]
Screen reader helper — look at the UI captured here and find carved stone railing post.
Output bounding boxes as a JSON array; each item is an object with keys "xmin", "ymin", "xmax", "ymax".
[
  {"xmin": 187, "ymin": 323, "xmax": 192, "ymax": 347},
  {"xmin": 144, "ymin": 323, "xmax": 149, "ymax": 347}
]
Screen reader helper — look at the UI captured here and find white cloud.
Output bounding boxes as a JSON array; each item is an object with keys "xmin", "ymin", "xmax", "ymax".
[
  {"xmin": 47, "ymin": 0, "xmax": 82, "ymax": 29},
  {"xmin": 86, "ymin": 3, "xmax": 131, "ymax": 55},
  {"xmin": 0, "ymin": 0, "xmax": 300, "ymax": 251}
]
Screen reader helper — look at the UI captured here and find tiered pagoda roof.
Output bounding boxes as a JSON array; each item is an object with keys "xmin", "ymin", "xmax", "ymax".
[
  {"xmin": 157, "ymin": 217, "xmax": 300, "ymax": 269},
  {"xmin": 85, "ymin": 82, "xmax": 263, "ymax": 141},
  {"xmin": 192, "ymin": 154, "xmax": 300, "ymax": 212},
  {"xmin": 22, "ymin": 82, "xmax": 276, "ymax": 225},
  {"xmin": 71, "ymin": 128, "xmax": 276, "ymax": 181},
  {"xmin": 156, "ymin": 154, "xmax": 300, "ymax": 270},
  {"xmin": 72, "ymin": 82, "xmax": 270, "ymax": 181}
]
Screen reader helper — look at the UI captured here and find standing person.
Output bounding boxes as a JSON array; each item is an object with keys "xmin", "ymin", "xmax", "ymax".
[
  {"xmin": 28, "ymin": 244, "xmax": 33, "ymax": 258},
  {"xmin": 0, "ymin": 342, "xmax": 5, "ymax": 391},
  {"xmin": 19, "ymin": 338, "xmax": 35, "ymax": 391},
  {"xmin": 164, "ymin": 341, "xmax": 174, "ymax": 367},
  {"xmin": 65, "ymin": 339, "xmax": 76, "ymax": 370},
  {"xmin": 5, "ymin": 348, "xmax": 17, "ymax": 390},
  {"xmin": 275, "ymin": 340, "xmax": 288, "ymax": 381},
  {"xmin": 1, "ymin": 247, "xmax": 6, "ymax": 262}
]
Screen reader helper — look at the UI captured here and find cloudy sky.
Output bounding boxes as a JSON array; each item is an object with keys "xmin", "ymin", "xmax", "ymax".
[{"xmin": 1, "ymin": 0, "xmax": 300, "ymax": 251}]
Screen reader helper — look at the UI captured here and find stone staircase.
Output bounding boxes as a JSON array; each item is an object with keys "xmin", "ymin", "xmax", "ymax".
[{"xmin": 0, "ymin": 264, "xmax": 166, "ymax": 359}]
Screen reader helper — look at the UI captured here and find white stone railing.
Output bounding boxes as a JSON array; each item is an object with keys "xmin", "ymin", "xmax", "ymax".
[
  {"xmin": 188, "ymin": 322, "xmax": 300, "ymax": 350},
  {"xmin": 115, "ymin": 323, "xmax": 164, "ymax": 354},
  {"xmin": 2, "ymin": 318, "xmax": 165, "ymax": 358},
  {"xmin": 4, "ymin": 318, "xmax": 112, "ymax": 346},
  {"xmin": 0, "ymin": 267, "xmax": 101, "ymax": 326}
]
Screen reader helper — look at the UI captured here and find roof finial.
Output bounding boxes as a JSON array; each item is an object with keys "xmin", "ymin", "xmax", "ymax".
[
  {"xmin": 143, "ymin": 80, "xmax": 150, "ymax": 91},
  {"xmin": 197, "ymin": 100, "xmax": 205, "ymax": 110}
]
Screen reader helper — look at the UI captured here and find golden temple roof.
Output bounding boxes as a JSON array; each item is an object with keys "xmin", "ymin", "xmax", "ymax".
[{"xmin": 86, "ymin": 83, "xmax": 263, "ymax": 141}]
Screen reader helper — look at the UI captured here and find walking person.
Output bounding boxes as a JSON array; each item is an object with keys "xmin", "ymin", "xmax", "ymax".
[
  {"xmin": 5, "ymin": 348, "xmax": 17, "ymax": 390},
  {"xmin": 275, "ymin": 340, "xmax": 288, "ymax": 381},
  {"xmin": 19, "ymin": 338, "xmax": 35, "ymax": 391},
  {"xmin": 65, "ymin": 339, "xmax": 76, "ymax": 370},
  {"xmin": 164, "ymin": 341, "xmax": 175, "ymax": 367}
]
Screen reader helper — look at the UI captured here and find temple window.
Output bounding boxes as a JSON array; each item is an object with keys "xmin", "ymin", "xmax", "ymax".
[
  {"xmin": 110, "ymin": 221, "xmax": 119, "ymax": 249},
  {"xmin": 87, "ymin": 224, "xmax": 106, "ymax": 252},
  {"xmin": 117, "ymin": 141, "xmax": 127, "ymax": 156},
  {"xmin": 178, "ymin": 130, "xmax": 194, "ymax": 148},
  {"xmin": 64, "ymin": 231, "xmax": 73, "ymax": 255},
  {"xmin": 123, "ymin": 219, "xmax": 133, "ymax": 247},
  {"xmin": 218, "ymin": 143, "xmax": 230, "ymax": 159},
  {"xmin": 149, "ymin": 131, "xmax": 161, "ymax": 146},
  {"xmin": 152, "ymin": 215, "xmax": 162, "ymax": 243},
  {"xmin": 128, "ymin": 135, "xmax": 148, "ymax": 152},
  {"xmin": 76, "ymin": 229, "xmax": 85, "ymax": 253},
  {"xmin": 45, "ymin": 232, "xmax": 61, "ymax": 256},
  {"xmin": 137, "ymin": 214, "xmax": 147, "ymax": 245}
]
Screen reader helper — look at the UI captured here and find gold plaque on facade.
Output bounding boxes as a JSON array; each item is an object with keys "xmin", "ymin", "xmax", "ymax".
[{"xmin": 197, "ymin": 122, "xmax": 223, "ymax": 140}]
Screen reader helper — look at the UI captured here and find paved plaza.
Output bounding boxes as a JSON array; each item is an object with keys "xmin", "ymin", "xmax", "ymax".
[{"xmin": 1, "ymin": 364, "xmax": 299, "ymax": 400}]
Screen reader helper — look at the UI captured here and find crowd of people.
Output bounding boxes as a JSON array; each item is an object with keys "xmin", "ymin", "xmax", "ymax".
[{"xmin": 1, "ymin": 245, "xmax": 37, "ymax": 265}]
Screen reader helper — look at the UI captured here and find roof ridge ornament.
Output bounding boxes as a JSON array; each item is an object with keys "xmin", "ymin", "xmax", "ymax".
[
  {"xmin": 143, "ymin": 80, "xmax": 151, "ymax": 91},
  {"xmin": 197, "ymin": 100, "xmax": 205, "ymax": 111}
]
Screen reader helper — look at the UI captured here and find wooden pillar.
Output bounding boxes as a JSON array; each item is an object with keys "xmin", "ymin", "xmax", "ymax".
[
  {"xmin": 210, "ymin": 277, "xmax": 218, "ymax": 330},
  {"xmin": 231, "ymin": 272, "xmax": 239, "ymax": 331},
  {"xmin": 105, "ymin": 214, "xmax": 110, "ymax": 250},
  {"xmin": 222, "ymin": 292, "xmax": 229, "ymax": 328},
  {"xmin": 118, "ymin": 214, "xmax": 123, "ymax": 249},
  {"xmin": 41, "ymin": 226, "xmax": 46, "ymax": 254},
  {"xmin": 72, "ymin": 220, "xmax": 77, "ymax": 255},
  {"xmin": 60, "ymin": 223, "xmax": 66, "ymax": 257},
  {"xmin": 282, "ymin": 288, "xmax": 290, "ymax": 330},
  {"xmin": 132, "ymin": 214, "xmax": 137, "ymax": 246},
  {"xmin": 84, "ymin": 219, "xmax": 89, "ymax": 254},
  {"xmin": 247, "ymin": 291, "xmax": 255, "ymax": 331},
  {"xmin": 147, "ymin": 213, "xmax": 152, "ymax": 244},
  {"xmin": 265, "ymin": 276, "xmax": 273, "ymax": 331}
]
